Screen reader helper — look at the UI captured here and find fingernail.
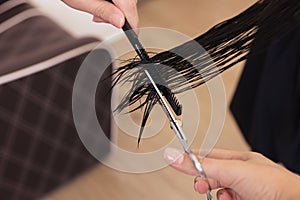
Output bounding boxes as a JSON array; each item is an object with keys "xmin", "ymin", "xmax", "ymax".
[
  {"xmin": 194, "ymin": 176, "xmax": 201, "ymax": 183},
  {"xmin": 194, "ymin": 181, "xmax": 200, "ymax": 192},
  {"xmin": 164, "ymin": 148, "xmax": 184, "ymax": 165},
  {"xmin": 109, "ymin": 14, "xmax": 124, "ymax": 28},
  {"xmin": 92, "ymin": 16, "xmax": 102, "ymax": 22},
  {"xmin": 219, "ymin": 193, "xmax": 225, "ymax": 200},
  {"xmin": 217, "ymin": 190, "xmax": 225, "ymax": 200}
]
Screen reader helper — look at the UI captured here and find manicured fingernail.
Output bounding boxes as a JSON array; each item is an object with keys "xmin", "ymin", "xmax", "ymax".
[
  {"xmin": 164, "ymin": 148, "xmax": 184, "ymax": 164},
  {"xmin": 109, "ymin": 14, "xmax": 124, "ymax": 28}
]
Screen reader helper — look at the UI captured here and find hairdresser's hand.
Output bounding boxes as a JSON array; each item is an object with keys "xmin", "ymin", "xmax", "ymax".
[
  {"xmin": 164, "ymin": 148, "xmax": 300, "ymax": 200},
  {"xmin": 61, "ymin": 0, "xmax": 138, "ymax": 29}
]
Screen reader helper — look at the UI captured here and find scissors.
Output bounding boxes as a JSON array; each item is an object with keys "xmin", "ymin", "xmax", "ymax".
[
  {"xmin": 144, "ymin": 70, "xmax": 213, "ymax": 200},
  {"xmin": 106, "ymin": 0, "xmax": 213, "ymax": 197}
]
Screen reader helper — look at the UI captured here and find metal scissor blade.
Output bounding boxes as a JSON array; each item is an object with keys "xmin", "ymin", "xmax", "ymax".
[
  {"xmin": 143, "ymin": 69, "xmax": 212, "ymax": 200},
  {"xmin": 143, "ymin": 70, "xmax": 187, "ymax": 141}
]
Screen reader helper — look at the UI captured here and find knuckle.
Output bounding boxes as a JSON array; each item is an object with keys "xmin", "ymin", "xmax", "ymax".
[
  {"xmin": 93, "ymin": 3, "xmax": 106, "ymax": 19},
  {"xmin": 119, "ymin": 0, "xmax": 137, "ymax": 10}
]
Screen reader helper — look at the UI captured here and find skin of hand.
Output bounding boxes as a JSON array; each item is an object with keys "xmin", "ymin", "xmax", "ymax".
[
  {"xmin": 61, "ymin": 0, "xmax": 138, "ymax": 29},
  {"xmin": 164, "ymin": 148, "xmax": 300, "ymax": 200}
]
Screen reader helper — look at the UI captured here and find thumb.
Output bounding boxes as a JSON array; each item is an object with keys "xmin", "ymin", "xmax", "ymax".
[{"xmin": 164, "ymin": 148, "xmax": 243, "ymax": 190}]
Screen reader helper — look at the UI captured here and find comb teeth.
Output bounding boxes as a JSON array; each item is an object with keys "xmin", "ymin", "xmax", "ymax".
[{"xmin": 159, "ymin": 85, "xmax": 182, "ymax": 116}]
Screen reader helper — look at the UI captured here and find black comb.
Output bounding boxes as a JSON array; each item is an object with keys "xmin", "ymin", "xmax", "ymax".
[
  {"xmin": 159, "ymin": 85, "xmax": 182, "ymax": 116},
  {"xmin": 107, "ymin": 0, "xmax": 182, "ymax": 143},
  {"xmin": 106, "ymin": 0, "xmax": 150, "ymax": 61}
]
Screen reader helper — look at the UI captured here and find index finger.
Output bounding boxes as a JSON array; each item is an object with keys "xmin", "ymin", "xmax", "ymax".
[
  {"xmin": 112, "ymin": 0, "xmax": 139, "ymax": 29},
  {"xmin": 205, "ymin": 149, "xmax": 251, "ymax": 161}
]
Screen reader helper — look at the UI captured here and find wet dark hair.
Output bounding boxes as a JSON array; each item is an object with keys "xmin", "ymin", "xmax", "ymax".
[{"xmin": 113, "ymin": 0, "xmax": 300, "ymax": 144}]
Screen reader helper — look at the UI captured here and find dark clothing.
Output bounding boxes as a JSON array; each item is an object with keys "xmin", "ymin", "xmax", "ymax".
[{"xmin": 231, "ymin": 26, "xmax": 300, "ymax": 174}]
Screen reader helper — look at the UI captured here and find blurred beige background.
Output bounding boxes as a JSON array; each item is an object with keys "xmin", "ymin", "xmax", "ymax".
[{"xmin": 28, "ymin": 0, "xmax": 257, "ymax": 199}]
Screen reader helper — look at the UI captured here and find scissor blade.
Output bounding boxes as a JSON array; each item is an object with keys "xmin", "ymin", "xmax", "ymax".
[{"xmin": 143, "ymin": 70, "xmax": 188, "ymax": 145}]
